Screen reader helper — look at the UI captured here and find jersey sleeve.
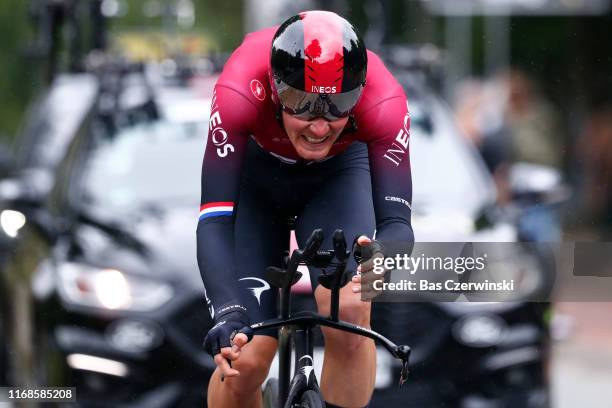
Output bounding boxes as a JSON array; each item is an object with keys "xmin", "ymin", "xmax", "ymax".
[
  {"xmin": 196, "ymin": 84, "xmax": 257, "ymax": 316},
  {"xmin": 360, "ymin": 95, "xmax": 414, "ymax": 243}
]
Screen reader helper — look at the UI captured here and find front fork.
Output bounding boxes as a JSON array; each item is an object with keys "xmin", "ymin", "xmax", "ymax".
[
  {"xmin": 278, "ymin": 326, "xmax": 292, "ymax": 406},
  {"xmin": 278, "ymin": 325, "xmax": 317, "ymax": 407}
]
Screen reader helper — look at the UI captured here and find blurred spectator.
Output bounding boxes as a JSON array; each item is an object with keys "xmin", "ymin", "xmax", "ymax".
[
  {"xmin": 455, "ymin": 69, "xmax": 566, "ymax": 241},
  {"xmin": 575, "ymin": 104, "xmax": 612, "ymax": 236},
  {"xmin": 503, "ymin": 68, "xmax": 564, "ymax": 169},
  {"xmin": 455, "ymin": 78, "xmax": 509, "ymax": 173},
  {"xmin": 456, "ymin": 68, "xmax": 565, "ymax": 172}
]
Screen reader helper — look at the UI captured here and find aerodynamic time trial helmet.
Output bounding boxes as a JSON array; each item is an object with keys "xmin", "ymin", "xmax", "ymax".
[{"xmin": 269, "ymin": 10, "xmax": 367, "ymax": 121}]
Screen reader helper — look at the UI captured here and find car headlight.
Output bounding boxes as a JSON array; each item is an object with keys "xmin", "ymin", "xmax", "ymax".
[
  {"xmin": 452, "ymin": 314, "xmax": 507, "ymax": 347},
  {"xmin": 1, "ymin": 209, "xmax": 27, "ymax": 238},
  {"xmin": 57, "ymin": 262, "xmax": 174, "ymax": 311}
]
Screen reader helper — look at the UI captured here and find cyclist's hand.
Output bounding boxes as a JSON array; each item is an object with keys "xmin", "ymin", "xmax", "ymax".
[
  {"xmin": 215, "ymin": 332, "xmax": 250, "ymax": 378},
  {"xmin": 352, "ymin": 235, "xmax": 387, "ymax": 300},
  {"xmin": 203, "ymin": 303, "xmax": 253, "ymax": 378}
]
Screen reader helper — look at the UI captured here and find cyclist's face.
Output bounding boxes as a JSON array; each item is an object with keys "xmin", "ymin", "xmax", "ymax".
[{"xmin": 282, "ymin": 112, "xmax": 349, "ymax": 160}]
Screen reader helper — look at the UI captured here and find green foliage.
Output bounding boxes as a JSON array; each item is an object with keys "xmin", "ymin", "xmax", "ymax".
[
  {"xmin": 0, "ymin": 0, "xmax": 43, "ymax": 141},
  {"xmin": 0, "ymin": 0, "xmax": 245, "ymax": 143}
]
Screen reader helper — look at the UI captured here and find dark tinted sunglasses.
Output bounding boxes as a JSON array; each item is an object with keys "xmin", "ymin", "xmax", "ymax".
[{"xmin": 275, "ymin": 79, "xmax": 363, "ymax": 121}]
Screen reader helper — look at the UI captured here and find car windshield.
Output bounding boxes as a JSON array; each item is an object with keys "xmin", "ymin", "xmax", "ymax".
[
  {"xmin": 408, "ymin": 95, "xmax": 496, "ymax": 217},
  {"xmin": 80, "ymin": 120, "xmax": 205, "ymax": 212}
]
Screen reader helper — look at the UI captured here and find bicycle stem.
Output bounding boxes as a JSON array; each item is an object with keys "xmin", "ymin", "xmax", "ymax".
[
  {"xmin": 330, "ymin": 229, "xmax": 349, "ymax": 321},
  {"xmin": 329, "ymin": 261, "xmax": 346, "ymax": 321}
]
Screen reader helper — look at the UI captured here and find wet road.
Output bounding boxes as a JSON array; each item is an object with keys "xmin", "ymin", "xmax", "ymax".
[{"xmin": 552, "ymin": 302, "xmax": 612, "ymax": 408}]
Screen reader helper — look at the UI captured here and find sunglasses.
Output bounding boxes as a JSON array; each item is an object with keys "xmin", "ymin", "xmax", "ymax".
[{"xmin": 275, "ymin": 79, "xmax": 363, "ymax": 121}]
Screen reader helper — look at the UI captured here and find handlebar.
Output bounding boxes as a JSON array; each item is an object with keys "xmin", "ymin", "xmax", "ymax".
[
  {"xmin": 250, "ymin": 312, "xmax": 411, "ymax": 386},
  {"xmin": 259, "ymin": 228, "xmax": 411, "ymax": 387},
  {"xmin": 300, "ymin": 229, "xmax": 325, "ymax": 262}
]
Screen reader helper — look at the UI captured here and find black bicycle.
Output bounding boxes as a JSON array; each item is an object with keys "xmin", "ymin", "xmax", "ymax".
[{"xmin": 250, "ymin": 228, "xmax": 411, "ymax": 408}]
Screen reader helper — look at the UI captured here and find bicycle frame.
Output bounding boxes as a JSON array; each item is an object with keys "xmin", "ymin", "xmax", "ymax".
[{"xmin": 250, "ymin": 229, "xmax": 411, "ymax": 407}]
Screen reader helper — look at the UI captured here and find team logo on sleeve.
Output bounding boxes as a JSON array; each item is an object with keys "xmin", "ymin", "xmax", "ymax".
[
  {"xmin": 383, "ymin": 112, "xmax": 411, "ymax": 166},
  {"xmin": 209, "ymin": 90, "xmax": 235, "ymax": 158},
  {"xmin": 250, "ymin": 79, "xmax": 266, "ymax": 101},
  {"xmin": 239, "ymin": 277, "xmax": 270, "ymax": 306}
]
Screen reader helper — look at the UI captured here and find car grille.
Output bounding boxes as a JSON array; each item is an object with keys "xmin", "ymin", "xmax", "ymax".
[{"xmin": 370, "ymin": 302, "xmax": 452, "ymax": 361}]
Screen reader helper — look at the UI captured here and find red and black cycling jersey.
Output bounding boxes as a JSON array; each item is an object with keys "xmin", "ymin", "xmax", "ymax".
[{"xmin": 197, "ymin": 28, "xmax": 413, "ymax": 311}]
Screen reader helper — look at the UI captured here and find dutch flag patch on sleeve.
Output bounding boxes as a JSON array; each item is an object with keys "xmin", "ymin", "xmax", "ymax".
[{"xmin": 199, "ymin": 202, "xmax": 234, "ymax": 221}]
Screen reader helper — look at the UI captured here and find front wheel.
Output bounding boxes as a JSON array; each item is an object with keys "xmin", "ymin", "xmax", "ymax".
[{"xmin": 298, "ymin": 390, "xmax": 324, "ymax": 408}]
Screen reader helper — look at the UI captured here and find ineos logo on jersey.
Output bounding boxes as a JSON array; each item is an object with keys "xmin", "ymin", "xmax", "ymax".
[
  {"xmin": 212, "ymin": 128, "xmax": 228, "ymax": 146},
  {"xmin": 209, "ymin": 90, "xmax": 235, "ymax": 158},
  {"xmin": 383, "ymin": 112, "xmax": 411, "ymax": 166},
  {"xmin": 404, "ymin": 112, "xmax": 411, "ymax": 135},
  {"xmin": 311, "ymin": 85, "xmax": 337, "ymax": 93}
]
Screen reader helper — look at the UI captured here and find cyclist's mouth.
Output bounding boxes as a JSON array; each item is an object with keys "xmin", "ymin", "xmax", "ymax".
[{"xmin": 301, "ymin": 135, "xmax": 330, "ymax": 145}]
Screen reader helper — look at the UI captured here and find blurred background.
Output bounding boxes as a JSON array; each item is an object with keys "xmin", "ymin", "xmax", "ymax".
[{"xmin": 0, "ymin": 0, "xmax": 611, "ymax": 407}]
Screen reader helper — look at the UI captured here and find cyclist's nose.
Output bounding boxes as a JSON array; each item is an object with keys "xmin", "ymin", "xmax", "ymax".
[{"xmin": 308, "ymin": 118, "xmax": 330, "ymax": 137}]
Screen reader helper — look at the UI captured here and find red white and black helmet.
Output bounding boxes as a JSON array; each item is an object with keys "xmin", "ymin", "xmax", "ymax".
[{"xmin": 270, "ymin": 10, "xmax": 367, "ymax": 121}]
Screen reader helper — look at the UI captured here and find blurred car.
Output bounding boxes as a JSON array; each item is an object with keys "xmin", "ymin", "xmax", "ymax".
[
  {"xmin": 0, "ymin": 61, "xmax": 217, "ymax": 406},
  {"xmin": 369, "ymin": 48, "xmax": 551, "ymax": 408},
  {"xmin": 0, "ymin": 51, "xmax": 552, "ymax": 408},
  {"xmin": 0, "ymin": 71, "xmax": 100, "ymax": 389}
]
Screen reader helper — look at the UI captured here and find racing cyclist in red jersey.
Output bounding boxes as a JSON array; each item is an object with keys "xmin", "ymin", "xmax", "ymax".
[{"xmin": 197, "ymin": 11, "xmax": 413, "ymax": 408}]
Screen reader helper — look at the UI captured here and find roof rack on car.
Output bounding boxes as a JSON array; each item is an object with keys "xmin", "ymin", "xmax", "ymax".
[
  {"xmin": 380, "ymin": 44, "xmax": 446, "ymax": 94},
  {"xmin": 87, "ymin": 56, "xmax": 160, "ymax": 137}
]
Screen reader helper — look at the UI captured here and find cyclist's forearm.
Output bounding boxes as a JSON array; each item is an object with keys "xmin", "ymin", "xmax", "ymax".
[
  {"xmin": 197, "ymin": 221, "xmax": 245, "ymax": 312},
  {"xmin": 375, "ymin": 218, "xmax": 414, "ymax": 243}
]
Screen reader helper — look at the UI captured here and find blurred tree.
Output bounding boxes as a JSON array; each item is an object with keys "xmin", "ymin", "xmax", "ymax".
[
  {"xmin": 0, "ymin": 0, "xmax": 43, "ymax": 142},
  {"xmin": 0, "ymin": 0, "xmax": 244, "ymax": 144},
  {"xmin": 110, "ymin": 0, "xmax": 243, "ymax": 51}
]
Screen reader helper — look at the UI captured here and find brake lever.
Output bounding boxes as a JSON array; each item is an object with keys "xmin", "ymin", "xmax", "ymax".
[
  {"xmin": 332, "ymin": 229, "xmax": 349, "ymax": 262},
  {"xmin": 399, "ymin": 359, "xmax": 409, "ymax": 387},
  {"xmin": 395, "ymin": 345, "xmax": 411, "ymax": 387}
]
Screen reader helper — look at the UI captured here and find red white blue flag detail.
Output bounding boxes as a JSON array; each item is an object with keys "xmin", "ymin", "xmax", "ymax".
[{"xmin": 199, "ymin": 202, "xmax": 234, "ymax": 221}]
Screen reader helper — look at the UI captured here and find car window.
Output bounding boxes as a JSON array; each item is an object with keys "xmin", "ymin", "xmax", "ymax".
[
  {"xmin": 409, "ymin": 96, "xmax": 496, "ymax": 217},
  {"xmin": 79, "ymin": 120, "xmax": 205, "ymax": 212}
]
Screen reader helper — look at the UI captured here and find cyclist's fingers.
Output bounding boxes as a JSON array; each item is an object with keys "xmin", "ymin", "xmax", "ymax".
[
  {"xmin": 232, "ymin": 333, "xmax": 249, "ymax": 349},
  {"xmin": 353, "ymin": 281, "xmax": 380, "ymax": 301},
  {"xmin": 359, "ymin": 270, "xmax": 386, "ymax": 285},
  {"xmin": 357, "ymin": 253, "xmax": 385, "ymax": 274},
  {"xmin": 360, "ymin": 278, "xmax": 384, "ymax": 296},
  {"xmin": 214, "ymin": 353, "xmax": 240, "ymax": 377},
  {"xmin": 352, "ymin": 278, "xmax": 383, "ymax": 293},
  {"xmin": 357, "ymin": 235, "xmax": 372, "ymax": 246},
  {"xmin": 352, "ymin": 274, "xmax": 362, "ymax": 294},
  {"xmin": 361, "ymin": 289, "xmax": 378, "ymax": 301},
  {"xmin": 220, "ymin": 346, "xmax": 240, "ymax": 361}
]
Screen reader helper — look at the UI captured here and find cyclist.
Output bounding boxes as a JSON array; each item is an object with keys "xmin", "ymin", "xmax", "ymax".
[{"xmin": 197, "ymin": 10, "xmax": 413, "ymax": 408}]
